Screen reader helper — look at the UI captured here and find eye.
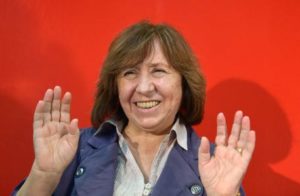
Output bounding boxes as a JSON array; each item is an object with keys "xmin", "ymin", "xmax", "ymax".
[
  {"xmin": 124, "ymin": 70, "xmax": 135, "ymax": 76},
  {"xmin": 154, "ymin": 68, "xmax": 166, "ymax": 73},
  {"xmin": 152, "ymin": 68, "xmax": 167, "ymax": 77},
  {"xmin": 122, "ymin": 68, "xmax": 137, "ymax": 79}
]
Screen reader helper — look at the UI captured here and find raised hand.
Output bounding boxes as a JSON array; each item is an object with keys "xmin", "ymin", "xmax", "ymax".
[
  {"xmin": 32, "ymin": 86, "xmax": 80, "ymax": 175},
  {"xmin": 17, "ymin": 87, "xmax": 80, "ymax": 195},
  {"xmin": 198, "ymin": 111, "xmax": 256, "ymax": 196}
]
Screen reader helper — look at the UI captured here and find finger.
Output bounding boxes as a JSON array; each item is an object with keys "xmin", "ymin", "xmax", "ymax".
[
  {"xmin": 237, "ymin": 116, "xmax": 250, "ymax": 149},
  {"xmin": 66, "ymin": 119, "xmax": 80, "ymax": 148},
  {"xmin": 42, "ymin": 89, "xmax": 54, "ymax": 123},
  {"xmin": 69, "ymin": 119, "xmax": 80, "ymax": 135},
  {"xmin": 242, "ymin": 130, "xmax": 256, "ymax": 162},
  {"xmin": 33, "ymin": 101, "xmax": 45, "ymax": 130},
  {"xmin": 228, "ymin": 110, "xmax": 243, "ymax": 148},
  {"xmin": 198, "ymin": 137, "xmax": 211, "ymax": 166},
  {"xmin": 60, "ymin": 92, "xmax": 72, "ymax": 123},
  {"xmin": 51, "ymin": 86, "xmax": 62, "ymax": 122},
  {"xmin": 215, "ymin": 112, "xmax": 227, "ymax": 146}
]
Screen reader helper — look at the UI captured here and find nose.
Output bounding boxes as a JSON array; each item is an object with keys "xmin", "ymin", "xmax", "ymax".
[{"xmin": 136, "ymin": 74, "xmax": 155, "ymax": 96}]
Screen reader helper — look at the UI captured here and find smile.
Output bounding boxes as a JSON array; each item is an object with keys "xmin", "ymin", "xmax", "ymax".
[{"xmin": 135, "ymin": 101, "xmax": 160, "ymax": 109}]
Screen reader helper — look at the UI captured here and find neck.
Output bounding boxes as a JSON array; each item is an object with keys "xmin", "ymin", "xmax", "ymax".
[
  {"xmin": 124, "ymin": 127, "xmax": 169, "ymax": 149},
  {"xmin": 123, "ymin": 125, "xmax": 172, "ymax": 180}
]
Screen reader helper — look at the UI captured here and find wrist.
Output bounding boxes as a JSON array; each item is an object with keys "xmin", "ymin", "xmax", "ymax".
[
  {"xmin": 31, "ymin": 160, "xmax": 64, "ymax": 178},
  {"xmin": 17, "ymin": 163, "xmax": 63, "ymax": 196}
]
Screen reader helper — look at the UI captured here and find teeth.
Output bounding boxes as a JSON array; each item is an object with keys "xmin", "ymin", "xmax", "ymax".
[{"xmin": 136, "ymin": 101, "xmax": 160, "ymax": 109}]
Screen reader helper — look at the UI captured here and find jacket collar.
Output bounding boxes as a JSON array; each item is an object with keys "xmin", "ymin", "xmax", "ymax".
[{"xmin": 87, "ymin": 122, "xmax": 118, "ymax": 149}]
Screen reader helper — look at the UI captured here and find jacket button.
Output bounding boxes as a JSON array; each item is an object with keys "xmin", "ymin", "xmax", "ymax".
[
  {"xmin": 190, "ymin": 184, "xmax": 202, "ymax": 195},
  {"xmin": 75, "ymin": 166, "xmax": 85, "ymax": 177}
]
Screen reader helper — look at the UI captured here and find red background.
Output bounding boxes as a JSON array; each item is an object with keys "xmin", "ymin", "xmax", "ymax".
[{"xmin": 1, "ymin": 0, "xmax": 300, "ymax": 195}]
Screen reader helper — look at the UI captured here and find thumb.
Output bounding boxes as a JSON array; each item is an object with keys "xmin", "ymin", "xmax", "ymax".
[
  {"xmin": 198, "ymin": 137, "xmax": 211, "ymax": 167},
  {"xmin": 69, "ymin": 118, "xmax": 80, "ymax": 136}
]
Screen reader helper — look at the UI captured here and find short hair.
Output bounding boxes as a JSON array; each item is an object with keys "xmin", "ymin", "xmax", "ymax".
[{"xmin": 91, "ymin": 21, "xmax": 206, "ymax": 128}]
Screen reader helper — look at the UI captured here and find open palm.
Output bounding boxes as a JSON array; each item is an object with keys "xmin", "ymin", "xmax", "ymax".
[
  {"xmin": 32, "ymin": 86, "xmax": 80, "ymax": 174},
  {"xmin": 198, "ymin": 111, "xmax": 256, "ymax": 196}
]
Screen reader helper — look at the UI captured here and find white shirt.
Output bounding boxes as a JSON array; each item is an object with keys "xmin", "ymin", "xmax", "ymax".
[{"xmin": 107, "ymin": 118, "xmax": 188, "ymax": 196}]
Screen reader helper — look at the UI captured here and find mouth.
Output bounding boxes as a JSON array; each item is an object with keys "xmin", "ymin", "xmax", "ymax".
[{"xmin": 135, "ymin": 100, "xmax": 160, "ymax": 109}]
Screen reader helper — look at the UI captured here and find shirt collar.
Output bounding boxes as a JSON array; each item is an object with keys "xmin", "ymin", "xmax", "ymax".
[
  {"xmin": 171, "ymin": 118, "xmax": 188, "ymax": 150},
  {"xmin": 98, "ymin": 118, "xmax": 188, "ymax": 151}
]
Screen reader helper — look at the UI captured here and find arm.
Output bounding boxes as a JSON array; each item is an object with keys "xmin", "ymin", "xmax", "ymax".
[
  {"xmin": 198, "ymin": 111, "xmax": 256, "ymax": 196},
  {"xmin": 17, "ymin": 86, "xmax": 80, "ymax": 196}
]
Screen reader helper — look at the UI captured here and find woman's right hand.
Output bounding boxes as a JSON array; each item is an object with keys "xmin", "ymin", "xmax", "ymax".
[
  {"xmin": 17, "ymin": 86, "xmax": 80, "ymax": 195},
  {"xmin": 32, "ymin": 86, "xmax": 80, "ymax": 175}
]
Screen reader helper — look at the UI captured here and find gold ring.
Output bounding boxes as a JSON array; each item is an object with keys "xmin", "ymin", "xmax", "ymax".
[{"xmin": 236, "ymin": 147, "xmax": 243, "ymax": 155}]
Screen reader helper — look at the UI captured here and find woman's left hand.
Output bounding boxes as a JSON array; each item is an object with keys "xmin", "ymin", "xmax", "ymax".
[{"xmin": 198, "ymin": 111, "xmax": 256, "ymax": 196}]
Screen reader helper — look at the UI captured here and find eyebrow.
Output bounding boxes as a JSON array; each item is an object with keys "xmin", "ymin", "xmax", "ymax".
[
  {"xmin": 148, "ymin": 62, "xmax": 170, "ymax": 68},
  {"xmin": 121, "ymin": 62, "xmax": 171, "ymax": 72}
]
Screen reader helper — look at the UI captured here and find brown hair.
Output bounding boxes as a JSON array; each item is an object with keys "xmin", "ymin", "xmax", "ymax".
[{"xmin": 91, "ymin": 21, "xmax": 206, "ymax": 128}]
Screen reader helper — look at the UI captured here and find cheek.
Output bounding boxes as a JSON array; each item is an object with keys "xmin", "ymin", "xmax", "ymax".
[
  {"xmin": 117, "ymin": 80, "xmax": 135, "ymax": 103},
  {"xmin": 172, "ymin": 76, "xmax": 183, "ymax": 106},
  {"xmin": 117, "ymin": 80, "xmax": 126, "ymax": 104},
  {"xmin": 158, "ymin": 76, "xmax": 182, "ymax": 103},
  {"xmin": 174, "ymin": 88, "xmax": 183, "ymax": 108}
]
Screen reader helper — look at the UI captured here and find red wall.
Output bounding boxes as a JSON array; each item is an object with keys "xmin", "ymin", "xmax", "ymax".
[{"xmin": 1, "ymin": 0, "xmax": 300, "ymax": 194}]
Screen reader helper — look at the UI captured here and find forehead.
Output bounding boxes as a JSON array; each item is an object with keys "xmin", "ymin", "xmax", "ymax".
[
  {"xmin": 121, "ymin": 39, "xmax": 171, "ymax": 70},
  {"xmin": 143, "ymin": 40, "xmax": 169, "ymax": 65}
]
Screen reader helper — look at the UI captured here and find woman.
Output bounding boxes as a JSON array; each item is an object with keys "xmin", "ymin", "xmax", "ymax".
[{"xmin": 14, "ymin": 21, "xmax": 255, "ymax": 196}]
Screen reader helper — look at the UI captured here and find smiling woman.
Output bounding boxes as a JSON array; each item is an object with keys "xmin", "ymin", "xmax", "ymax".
[
  {"xmin": 13, "ymin": 21, "xmax": 255, "ymax": 196},
  {"xmin": 117, "ymin": 40, "xmax": 183, "ymax": 135},
  {"xmin": 91, "ymin": 22, "xmax": 206, "ymax": 129}
]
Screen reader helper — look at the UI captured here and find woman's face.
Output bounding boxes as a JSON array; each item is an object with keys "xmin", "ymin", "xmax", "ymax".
[{"xmin": 117, "ymin": 40, "xmax": 182, "ymax": 134}]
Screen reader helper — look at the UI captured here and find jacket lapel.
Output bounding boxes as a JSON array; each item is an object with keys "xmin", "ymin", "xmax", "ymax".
[
  {"xmin": 73, "ymin": 124, "xmax": 119, "ymax": 196},
  {"xmin": 152, "ymin": 129, "xmax": 205, "ymax": 196}
]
